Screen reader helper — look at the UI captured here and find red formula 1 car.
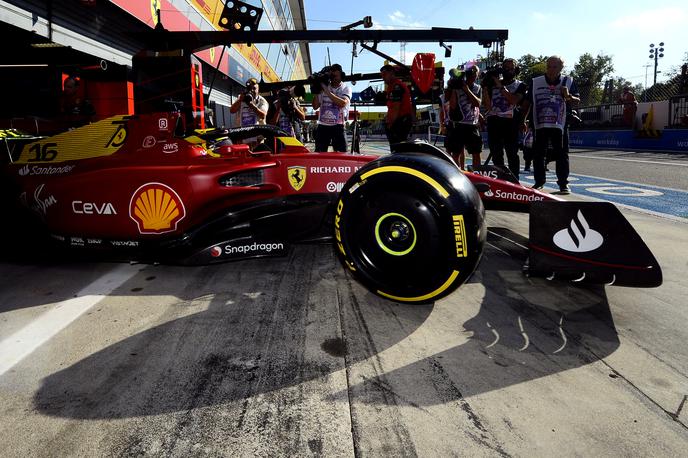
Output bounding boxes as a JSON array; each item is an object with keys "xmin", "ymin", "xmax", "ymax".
[{"xmin": 1, "ymin": 113, "xmax": 662, "ymax": 303}]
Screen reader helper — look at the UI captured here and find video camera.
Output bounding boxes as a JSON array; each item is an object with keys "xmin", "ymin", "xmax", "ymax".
[
  {"xmin": 308, "ymin": 66, "xmax": 333, "ymax": 95},
  {"xmin": 447, "ymin": 68, "xmax": 464, "ymax": 89},
  {"xmin": 242, "ymin": 80, "xmax": 257, "ymax": 104},
  {"xmin": 447, "ymin": 66, "xmax": 477, "ymax": 90},
  {"xmin": 482, "ymin": 65, "xmax": 504, "ymax": 89}
]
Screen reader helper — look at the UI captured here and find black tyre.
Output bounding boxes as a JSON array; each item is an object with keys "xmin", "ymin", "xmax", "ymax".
[{"xmin": 335, "ymin": 153, "xmax": 486, "ymax": 304}]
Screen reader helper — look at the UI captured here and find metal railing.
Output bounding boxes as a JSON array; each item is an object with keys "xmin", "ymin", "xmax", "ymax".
[
  {"xmin": 668, "ymin": 94, "xmax": 688, "ymax": 128},
  {"xmin": 572, "ymin": 103, "xmax": 634, "ymax": 130}
]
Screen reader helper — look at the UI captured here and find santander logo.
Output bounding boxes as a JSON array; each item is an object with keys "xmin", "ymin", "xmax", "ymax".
[{"xmin": 553, "ymin": 210, "xmax": 603, "ymax": 253}]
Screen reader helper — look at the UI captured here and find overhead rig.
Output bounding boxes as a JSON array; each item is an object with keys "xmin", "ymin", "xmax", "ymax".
[
  {"xmin": 137, "ymin": 6, "xmax": 508, "ymax": 103},
  {"xmin": 141, "ymin": 27, "xmax": 508, "ymax": 54}
]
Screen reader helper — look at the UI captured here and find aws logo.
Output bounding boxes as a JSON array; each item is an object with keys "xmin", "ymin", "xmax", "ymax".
[
  {"xmin": 129, "ymin": 183, "xmax": 186, "ymax": 234},
  {"xmin": 288, "ymin": 166, "xmax": 307, "ymax": 191}
]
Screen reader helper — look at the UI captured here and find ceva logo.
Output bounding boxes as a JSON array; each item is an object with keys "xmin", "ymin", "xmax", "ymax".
[{"xmin": 553, "ymin": 210, "xmax": 603, "ymax": 252}]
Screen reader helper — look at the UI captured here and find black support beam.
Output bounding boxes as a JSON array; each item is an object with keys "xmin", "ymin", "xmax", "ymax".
[{"xmin": 139, "ymin": 28, "xmax": 508, "ymax": 52}]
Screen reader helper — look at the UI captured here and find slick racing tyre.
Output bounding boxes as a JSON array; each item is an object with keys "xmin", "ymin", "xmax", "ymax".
[{"xmin": 335, "ymin": 153, "xmax": 486, "ymax": 304}]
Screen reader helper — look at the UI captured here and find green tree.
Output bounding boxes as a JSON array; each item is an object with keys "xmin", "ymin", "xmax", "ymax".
[
  {"xmin": 569, "ymin": 53, "xmax": 614, "ymax": 106},
  {"xmin": 609, "ymin": 77, "xmax": 643, "ymax": 103},
  {"xmin": 516, "ymin": 54, "xmax": 547, "ymax": 86}
]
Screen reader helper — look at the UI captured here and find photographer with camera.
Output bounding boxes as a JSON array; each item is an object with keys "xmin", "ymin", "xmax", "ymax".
[
  {"xmin": 312, "ymin": 63, "xmax": 352, "ymax": 152},
  {"xmin": 230, "ymin": 77, "xmax": 269, "ymax": 145},
  {"xmin": 525, "ymin": 56, "xmax": 580, "ymax": 194},
  {"xmin": 483, "ymin": 58, "xmax": 527, "ymax": 180},
  {"xmin": 445, "ymin": 65, "xmax": 482, "ymax": 169},
  {"xmin": 270, "ymin": 88, "xmax": 306, "ymax": 140},
  {"xmin": 380, "ymin": 64, "xmax": 413, "ymax": 148}
]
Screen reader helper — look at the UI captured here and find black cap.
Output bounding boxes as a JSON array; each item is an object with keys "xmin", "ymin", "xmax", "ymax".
[{"xmin": 380, "ymin": 64, "xmax": 394, "ymax": 72}]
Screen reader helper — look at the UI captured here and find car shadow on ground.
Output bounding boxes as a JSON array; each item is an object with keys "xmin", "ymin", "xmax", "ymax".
[
  {"xmin": 336, "ymin": 227, "xmax": 620, "ymax": 405},
  {"xmin": 32, "ymin": 232, "xmax": 619, "ymax": 419}
]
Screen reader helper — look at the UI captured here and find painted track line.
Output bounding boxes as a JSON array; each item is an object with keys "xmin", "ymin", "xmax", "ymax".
[
  {"xmin": 571, "ymin": 154, "xmax": 688, "ymax": 167},
  {"xmin": 0, "ymin": 263, "xmax": 140, "ymax": 376},
  {"xmin": 564, "ymin": 172, "xmax": 688, "ymax": 194}
]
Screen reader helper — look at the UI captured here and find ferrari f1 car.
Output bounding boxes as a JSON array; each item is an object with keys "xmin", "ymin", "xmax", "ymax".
[{"xmin": 1, "ymin": 114, "xmax": 662, "ymax": 304}]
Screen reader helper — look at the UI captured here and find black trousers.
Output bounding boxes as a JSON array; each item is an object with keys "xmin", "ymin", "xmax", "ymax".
[
  {"xmin": 385, "ymin": 115, "xmax": 412, "ymax": 150},
  {"xmin": 487, "ymin": 116, "xmax": 521, "ymax": 179},
  {"xmin": 533, "ymin": 127, "xmax": 569, "ymax": 187},
  {"xmin": 315, "ymin": 124, "xmax": 347, "ymax": 152}
]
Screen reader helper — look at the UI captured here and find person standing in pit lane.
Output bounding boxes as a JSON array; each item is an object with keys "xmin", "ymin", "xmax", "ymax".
[
  {"xmin": 526, "ymin": 56, "xmax": 580, "ymax": 194},
  {"xmin": 230, "ymin": 77, "xmax": 269, "ymax": 147},
  {"xmin": 447, "ymin": 65, "xmax": 483, "ymax": 169},
  {"xmin": 313, "ymin": 63, "xmax": 352, "ymax": 152},
  {"xmin": 380, "ymin": 64, "xmax": 413, "ymax": 149},
  {"xmin": 484, "ymin": 58, "xmax": 527, "ymax": 180}
]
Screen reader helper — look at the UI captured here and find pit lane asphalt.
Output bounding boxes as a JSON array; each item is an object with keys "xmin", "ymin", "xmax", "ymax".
[{"xmin": 0, "ymin": 143, "xmax": 686, "ymax": 456}]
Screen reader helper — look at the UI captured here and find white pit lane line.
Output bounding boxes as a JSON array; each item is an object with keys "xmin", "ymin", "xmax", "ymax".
[{"xmin": 0, "ymin": 264, "xmax": 140, "ymax": 376}]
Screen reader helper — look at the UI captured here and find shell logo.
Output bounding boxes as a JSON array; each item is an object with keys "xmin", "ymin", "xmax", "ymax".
[{"xmin": 129, "ymin": 183, "xmax": 186, "ymax": 234}]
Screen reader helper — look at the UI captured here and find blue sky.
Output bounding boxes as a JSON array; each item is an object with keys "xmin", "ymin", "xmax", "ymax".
[{"xmin": 304, "ymin": 0, "xmax": 687, "ymax": 88}]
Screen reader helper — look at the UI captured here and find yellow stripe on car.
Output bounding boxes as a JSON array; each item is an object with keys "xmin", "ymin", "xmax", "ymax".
[
  {"xmin": 360, "ymin": 166, "xmax": 449, "ymax": 198},
  {"xmin": 377, "ymin": 270, "xmax": 459, "ymax": 302}
]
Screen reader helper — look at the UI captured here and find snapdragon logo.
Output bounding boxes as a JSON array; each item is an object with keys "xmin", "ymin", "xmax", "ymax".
[
  {"xmin": 553, "ymin": 210, "xmax": 603, "ymax": 253},
  {"xmin": 211, "ymin": 241, "xmax": 286, "ymax": 258}
]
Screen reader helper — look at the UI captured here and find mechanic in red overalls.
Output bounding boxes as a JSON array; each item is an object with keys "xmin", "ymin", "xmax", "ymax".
[{"xmin": 380, "ymin": 64, "xmax": 413, "ymax": 150}]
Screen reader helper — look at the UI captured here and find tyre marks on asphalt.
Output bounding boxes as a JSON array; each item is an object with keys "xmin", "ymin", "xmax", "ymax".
[{"xmin": 338, "ymin": 274, "xmax": 419, "ymax": 458}]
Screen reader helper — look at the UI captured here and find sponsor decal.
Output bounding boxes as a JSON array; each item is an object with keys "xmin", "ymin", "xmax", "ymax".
[
  {"xmin": 142, "ymin": 135, "xmax": 156, "ymax": 148},
  {"xmin": 106, "ymin": 122, "xmax": 128, "ymax": 148},
  {"xmin": 494, "ymin": 189, "xmax": 544, "ymax": 202},
  {"xmin": 72, "ymin": 201, "xmax": 117, "ymax": 215},
  {"xmin": 70, "ymin": 237, "xmax": 85, "ymax": 247},
  {"xmin": 87, "ymin": 238, "xmax": 103, "ymax": 246},
  {"xmin": 288, "ymin": 166, "xmax": 307, "ymax": 191},
  {"xmin": 31, "ymin": 184, "xmax": 57, "ymax": 217},
  {"xmin": 129, "ymin": 183, "xmax": 186, "ymax": 234},
  {"xmin": 553, "ymin": 210, "xmax": 603, "ymax": 253},
  {"xmin": 210, "ymin": 241, "xmax": 286, "ymax": 259},
  {"xmin": 483, "ymin": 189, "xmax": 494, "ymax": 197},
  {"xmin": 18, "ymin": 164, "xmax": 75, "ymax": 176},
  {"xmin": 334, "ymin": 199, "xmax": 346, "ymax": 257},
  {"xmin": 326, "ymin": 182, "xmax": 345, "ymax": 193},
  {"xmin": 150, "ymin": 0, "xmax": 161, "ymax": 25},
  {"xmin": 453, "ymin": 215, "xmax": 468, "ymax": 257},
  {"xmin": 110, "ymin": 240, "xmax": 139, "ymax": 247},
  {"xmin": 473, "ymin": 170, "xmax": 498, "ymax": 179},
  {"xmin": 158, "ymin": 118, "xmax": 168, "ymax": 130},
  {"xmin": 310, "ymin": 166, "xmax": 352, "ymax": 174},
  {"xmin": 163, "ymin": 142, "xmax": 179, "ymax": 153},
  {"xmin": 50, "ymin": 234, "xmax": 65, "ymax": 242}
]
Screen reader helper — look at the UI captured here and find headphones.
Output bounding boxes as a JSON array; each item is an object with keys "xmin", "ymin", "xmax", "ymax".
[{"xmin": 330, "ymin": 63, "xmax": 346, "ymax": 78}]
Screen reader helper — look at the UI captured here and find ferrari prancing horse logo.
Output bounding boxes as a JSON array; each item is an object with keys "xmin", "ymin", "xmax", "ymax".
[{"xmin": 288, "ymin": 166, "xmax": 306, "ymax": 191}]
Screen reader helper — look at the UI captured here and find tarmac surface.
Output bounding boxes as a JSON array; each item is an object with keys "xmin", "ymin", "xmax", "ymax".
[{"xmin": 1, "ymin": 141, "xmax": 687, "ymax": 456}]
